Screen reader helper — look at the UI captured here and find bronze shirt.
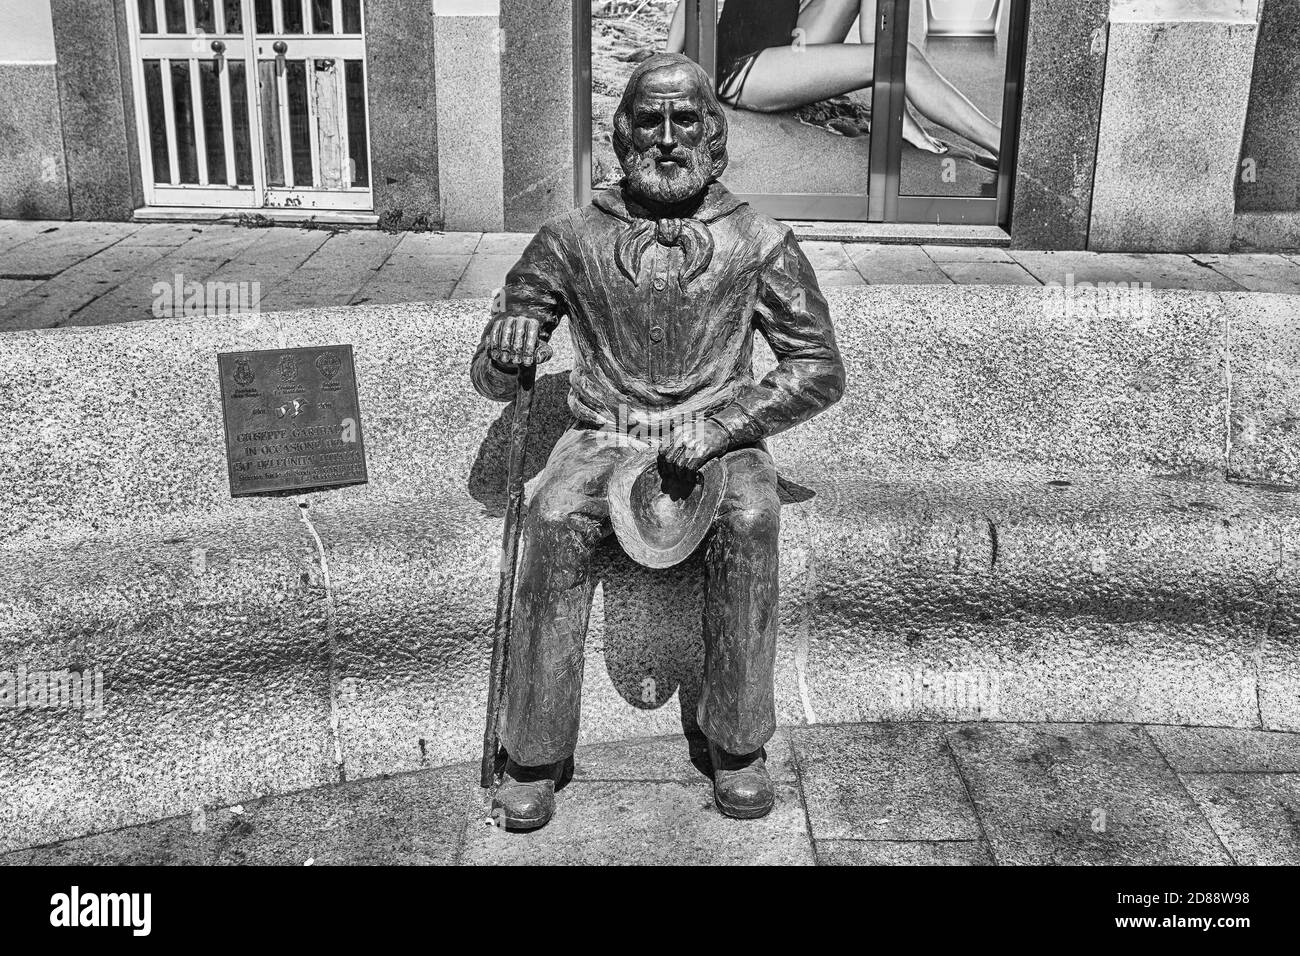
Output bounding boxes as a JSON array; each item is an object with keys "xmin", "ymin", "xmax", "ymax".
[{"xmin": 471, "ymin": 182, "xmax": 844, "ymax": 446}]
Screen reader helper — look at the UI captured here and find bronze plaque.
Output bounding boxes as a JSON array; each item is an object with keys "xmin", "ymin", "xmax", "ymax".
[{"xmin": 217, "ymin": 345, "xmax": 368, "ymax": 496}]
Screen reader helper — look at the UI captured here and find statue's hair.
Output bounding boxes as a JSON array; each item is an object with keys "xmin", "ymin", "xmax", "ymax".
[{"xmin": 611, "ymin": 53, "xmax": 728, "ymax": 182}]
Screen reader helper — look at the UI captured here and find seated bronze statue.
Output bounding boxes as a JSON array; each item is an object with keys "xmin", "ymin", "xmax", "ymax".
[{"xmin": 471, "ymin": 53, "xmax": 844, "ymax": 830}]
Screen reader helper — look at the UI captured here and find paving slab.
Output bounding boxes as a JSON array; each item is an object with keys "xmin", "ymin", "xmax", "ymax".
[
  {"xmin": 570, "ymin": 728, "xmax": 799, "ymax": 784},
  {"xmin": 114, "ymin": 222, "xmax": 207, "ymax": 247},
  {"xmin": 0, "ymin": 243, "xmax": 178, "ymax": 330},
  {"xmin": 452, "ymin": 253, "xmax": 517, "ymax": 299},
  {"xmin": 65, "ymin": 228, "xmax": 273, "ymax": 326},
  {"xmin": 0, "ymin": 221, "xmax": 141, "ymax": 277},
  {"xmin": 1010, "ymin": 250, "xmax": 1245, "ymax": 291},
  {"xmin": 3, "ymin": 814, "xmax": 223, "ymax": 866},
  {"xmin": 0, "ymin": 278, "xmax": 41, "ymax": 309},
  {"xmin": 4, "ymin": 724, "xmax": 1299, "ymax": 864},
  {"xmin": 792, "ymin": 723, "xmax": 981, "ymax": 842},
  {"xmin": 801, "ymin": 241, "xmax": 855, "ymax": 272},
  {"xmin": 351, "ymin": 232, "xmax": 476, "ymax": 305},
  {"xmin": 414, "ymin": 231, "xmax": 482, "ymax": 255},
  {"xmin": 217, "ymin": 768, "xmax": 474, "ymax": 866},
  {"xmin": 846, "ymin": 244, "xmax": 953, "ymax": 284},
  {"xmin": 1146, "ymin": 726, "xmax": 1300, "ymax": 773},
  {"xmin": 352, "ymin": 278, "xmax": 458, "ymax": 306},
  {"xmin": 201, "ymin": 227, "xmax": 332, "ymax": 289},
  {"xmin": 1181, "ymin": 773, "xmax": 1300, "ymax": 865},
  {"xmin": 946, "ymin": 723, "xmax": 1231, "ymax": 865},
  {"xmin": 58, "ymin": 228, "xmax": 336, "ymax": 328},
  {"xmin": 933, "ymin": 260, "xmax": 1041, "ymax": 286},
  {"xmin": 923, "ymin": 244, "xmax": 1015, "ymax": 263},
  {"xmin": 474, "ymin": 232, "xmax": 533, "ymax": 255},
  {"xmin": 460, "ymin": 779, "xmax": 814, "ymax": 865},
  {"xmin": 0, "ymin": 220, "xmax": 63, "ymax": 256},
  {"xmin": 143, "ymin": 224, "xmax": 268, "ymax": 270},
  {"xmin": 815, "ymin": 269, "xmax": 868, "ymax": 287},
  {"xmin": 816, "ymin": 840, "xmax": 993, "ymax": 866},
  {"xmin": 259, "ymin": 230, "xmax": 404, "ymax": 311},
  {"xmin": 1191, "ymin": 253, "xmax": 1300, "ymax": 293}
]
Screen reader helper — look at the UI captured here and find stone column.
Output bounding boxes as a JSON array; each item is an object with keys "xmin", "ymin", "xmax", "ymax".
[
  {"xmin": 366, "ymin": 0, "xmax": 441, "ymax": 231},
  {"xmin": 48, "ymin": 0, "xmax": 141, "ymax": 220},
  {"xmin": 1088, "ymin": 0, "xmax": 1260, "ymax": 252},
  {"xmin": 1009, "ymin": 0, "xmax": 1111, "ymax": 251},
  {"xmin": 433, "ymin": 0, "xmax": 505, "ymax": 232},
  {"xmin": 0, "ymin": 0, "xmax": 70, "ymax": 219},
  {"xmin": 500, "ymin": 0, "xmax": 575, "ymax": 231}
]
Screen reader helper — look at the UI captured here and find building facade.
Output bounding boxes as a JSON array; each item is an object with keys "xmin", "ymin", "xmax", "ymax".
[{"xmin": 0, "ymin": 0, "xmax": 1296, "ymax": 251}]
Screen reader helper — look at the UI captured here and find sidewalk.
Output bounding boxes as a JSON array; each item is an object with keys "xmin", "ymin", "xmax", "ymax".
[
  {"xmin": 4, "ymin": 220, "xmax": 1300, "ymax": 332},
  {"xmin": 4, "ymin": 722, "xmax": 1298, "ymax": 865}
]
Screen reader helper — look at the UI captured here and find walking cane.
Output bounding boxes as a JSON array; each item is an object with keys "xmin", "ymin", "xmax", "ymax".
[{"xmin": 480, "ymin": 345, "xmax": 549, "ymax": 788}]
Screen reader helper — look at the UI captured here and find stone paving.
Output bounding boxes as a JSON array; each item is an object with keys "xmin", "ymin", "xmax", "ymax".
[
  {"xmin": 5, "ymin": 220, "xmax": 1300, "ymax": 331},
  {"xmin": 4, "ymin": 723, "xmax": 1299, "ymax": 865}
]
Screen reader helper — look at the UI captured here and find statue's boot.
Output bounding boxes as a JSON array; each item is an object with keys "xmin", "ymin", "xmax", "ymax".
[
  {"xmin": 708, "ymin": 741, "xmax": 774, "ymax": 819},
  {"xmin": 491, "ymin": 757, "xmax": 572, "ymax": 831}
]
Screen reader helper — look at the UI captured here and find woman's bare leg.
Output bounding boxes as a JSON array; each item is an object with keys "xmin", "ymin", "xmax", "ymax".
[
  {"xmin": 734, "ymin": 44, "xmax": 958, "ymax": 153},
  {"xmin": 900, "ymin": 42, "xmax": 1001, "ymax": 153},
  {"xmin": 734, "ymin": 40, "xmax": 1000, "ymax": 155}
]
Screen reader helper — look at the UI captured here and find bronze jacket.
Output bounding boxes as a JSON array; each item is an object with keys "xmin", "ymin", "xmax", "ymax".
[{"xmin": 471, "ymin": 182, "xmax": 844, "ymax": 446}]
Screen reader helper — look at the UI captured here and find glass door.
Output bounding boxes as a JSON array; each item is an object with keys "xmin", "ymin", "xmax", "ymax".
[
  {"xmin": 881, "ymin": 0, "xmax": 1025, "ymax": 224},
  {"xmin": 127, "ymin": 0, "xmax": 373, "ymax": 211},
  {"xmin": 130, "ymin": 0, "xmax": 259, "ymax": 207},
  {"xmin": 577, "ymin": 0, "xmax": 1025, "ymax": 226},
  {"xmin": 250, "ymin": 0, "xmax": 371, "ymax": 210}
]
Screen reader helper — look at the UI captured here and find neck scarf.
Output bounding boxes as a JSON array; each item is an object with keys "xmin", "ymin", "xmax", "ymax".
[{"xmin": 613, "ymin": 215, "xmax": 715, "ymax": 290}]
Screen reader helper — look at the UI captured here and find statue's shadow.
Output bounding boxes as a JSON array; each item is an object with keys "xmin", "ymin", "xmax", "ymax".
[{"xmin": 469, "ymin": 373, "xmax": 814, "ymax": 775}]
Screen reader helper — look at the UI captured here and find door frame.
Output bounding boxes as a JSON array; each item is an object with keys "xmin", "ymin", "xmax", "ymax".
[
  {"xmin": 124, "ymin": 0, "xmax": 375, "ymax": 212},
  {"xmin": 879, "ymin": 0, "xmax": 1027, "ymax": 226},
  {"xmin": 573, "ymin": 0, "xmax": 1026, "ymax": 227},
  {"xmin": 126, "ymin": 0, "xmax": 264, "ymax": 208}
]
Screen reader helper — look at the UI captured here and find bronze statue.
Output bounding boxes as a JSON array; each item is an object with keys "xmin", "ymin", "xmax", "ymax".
[{"xmin": 472, "ymin": 53, "xmax": 844, "ymax": 830}]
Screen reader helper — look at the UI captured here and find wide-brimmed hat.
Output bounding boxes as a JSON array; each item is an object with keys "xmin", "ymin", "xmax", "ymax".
[{"xmin": 607, "ymin": 447, "xmax": 727, "ymax": 569}]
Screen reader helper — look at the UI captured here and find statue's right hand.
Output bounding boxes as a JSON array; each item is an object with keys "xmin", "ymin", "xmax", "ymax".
[{"xmin": 486, "ymin": 315, "xmax": 552, "ymax": 369}]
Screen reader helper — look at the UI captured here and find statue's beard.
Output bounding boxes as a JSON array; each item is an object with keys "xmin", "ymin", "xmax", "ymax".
[{"xmin": 623, "ymin": 145, "xmax": 711, "ymax": 205}]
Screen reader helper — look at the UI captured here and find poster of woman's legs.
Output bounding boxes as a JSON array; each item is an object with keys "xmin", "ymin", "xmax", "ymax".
[{"xmin": 590, "ymin": 0, "xmax": 1007, "ymax": 206}]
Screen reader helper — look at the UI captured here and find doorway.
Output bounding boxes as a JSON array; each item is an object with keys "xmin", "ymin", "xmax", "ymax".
[
  {"xmin": 126, "ymin": 0, "xmax": 373, "ymax": 213},
  {"xmin": 579, "ymin": 0, "xmax": 1025, "ymax": 225}
]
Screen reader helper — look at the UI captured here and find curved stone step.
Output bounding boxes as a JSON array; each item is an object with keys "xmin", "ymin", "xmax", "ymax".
[
  {"xmin": 2, "ymin": 288, "xmax": 1297, "ymax": 851},
  {"xmin": 6, "ymin": 723, "xmax": 1300, "ymax": 865}
]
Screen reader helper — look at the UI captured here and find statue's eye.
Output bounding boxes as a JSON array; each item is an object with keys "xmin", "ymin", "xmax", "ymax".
[
  {"xmin": 676, "ymin": 112, "xmax": 700, "ymax": 126},
  {"xmin": 636, "ymin": 112, "xmax": 660, "ymax": 129}
]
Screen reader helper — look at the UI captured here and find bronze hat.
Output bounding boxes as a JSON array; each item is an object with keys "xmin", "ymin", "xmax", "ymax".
[{"xmin": 607, "ymin": 447, "xmax": 728, "ymax": 570}]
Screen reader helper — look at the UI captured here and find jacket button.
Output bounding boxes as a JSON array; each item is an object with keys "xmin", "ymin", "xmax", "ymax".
[
  {"xmin": 649, "ymin": 326, "xmax": 664, "ymax": 342},
  {"xmin": 652, "ymin": 276, "xmax": 666, "ymax": 291}
]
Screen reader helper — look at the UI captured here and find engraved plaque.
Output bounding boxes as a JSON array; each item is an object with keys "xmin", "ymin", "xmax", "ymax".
[{"xmin": 217, "ymin": 345, "xmax": 368, "ymax": 496}]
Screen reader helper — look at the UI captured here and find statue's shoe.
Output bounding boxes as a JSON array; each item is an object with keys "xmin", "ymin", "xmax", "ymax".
[
  {"xmin": 708, "ymin": 742, "xmax": 774, "ymax": 820},
  {"xmin": 491, "ymin": 757, "xmax": 572, "ymax": 832}
]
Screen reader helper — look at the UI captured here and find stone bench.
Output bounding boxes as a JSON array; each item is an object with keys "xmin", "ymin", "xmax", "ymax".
[{"xmin": 1, "ymin": 286, "xmax": 1297, "ymax": 851}]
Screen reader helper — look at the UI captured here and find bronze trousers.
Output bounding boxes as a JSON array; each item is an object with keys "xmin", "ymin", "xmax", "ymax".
[{"xmin": 500, "ymin": 425, "xmax": 781, "ymax": 766}]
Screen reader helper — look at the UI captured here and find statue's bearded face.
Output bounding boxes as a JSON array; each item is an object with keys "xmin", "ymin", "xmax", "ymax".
[{"xmin": 621, "ymin": 65, "xmax": 713, "ymax": 206}]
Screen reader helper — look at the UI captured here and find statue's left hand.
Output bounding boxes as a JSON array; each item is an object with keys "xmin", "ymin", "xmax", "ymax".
[{"xmin": 659, "ymin": 419, "xmax": 730, "ymax": 477}]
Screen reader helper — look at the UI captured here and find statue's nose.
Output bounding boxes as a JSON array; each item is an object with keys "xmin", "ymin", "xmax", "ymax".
[{"xmin": 657, "ymin": 116, "xmax": 677, "ymax": 149}]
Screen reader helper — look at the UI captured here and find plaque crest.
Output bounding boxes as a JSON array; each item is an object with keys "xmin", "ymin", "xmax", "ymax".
[
  {"xmin": 315, "ymin": 351, "xmax": 343, "ymax": 380},
  {"xmin": 232, "ymin": 358, "xmax": 255, "ymax": 388}
]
